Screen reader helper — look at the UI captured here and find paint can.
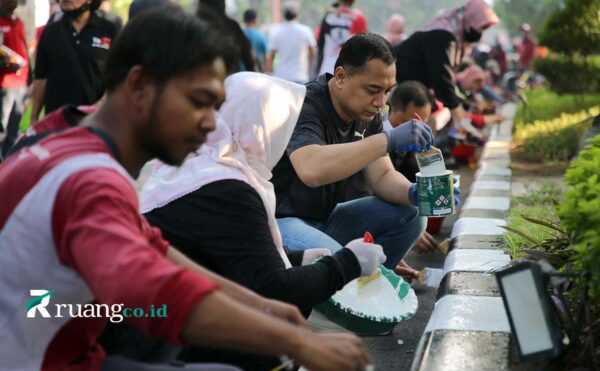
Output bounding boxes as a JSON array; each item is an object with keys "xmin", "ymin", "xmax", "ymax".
[{"xmin": 416, "ymin": 170, "xmax": 455, "ymax": 217}]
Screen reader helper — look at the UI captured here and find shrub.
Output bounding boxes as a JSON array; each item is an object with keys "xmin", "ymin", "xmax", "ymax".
[
  {"xmin": 515, "ymin": 88, "xmax": 600, "ymax": 126},
  {"xmin": 538, "ymin": 0, "xmax": 600, "ymax": 56},
  {"xmin": 559, "ymin": 135, "xmax": 600, "ymax": 300},
  {"xmin": 534, "ymin": 55, "xmax": 600, "ymax": 95},
  {"xmin": 515, "ymin": 106, "xmax": 599, "ymax": 162}
]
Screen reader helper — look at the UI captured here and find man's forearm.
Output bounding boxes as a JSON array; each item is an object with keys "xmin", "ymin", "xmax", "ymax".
[
  {"xmin": 30, "ymin": 79, "xmax": 46, "ymax": 122},
  {"xmin": 451, "ymin": 105, "xmax": 465, "ymax": 124},
  {"xmin": 265, "ymin": 51, "xmax": 275, "ymax": 73},
  {"xmin": 181, "ymin": 291, "xmax": 304, "ymax": 356},
  {"xmin": 371, "ymin": 168, "xmax": 412, "ymax": 205},
  {"xmin": 290, "ymin": 133, "xmax": 388, "ymax": 187},
  {"xmin": 307, "ymin": 47, "xmax": 314, "ymax": 72},
  {"xmin": 167, "ymin": 247, "xmax": 263, "ymax": 307}
]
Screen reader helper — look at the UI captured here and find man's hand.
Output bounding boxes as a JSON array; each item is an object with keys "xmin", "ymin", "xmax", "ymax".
[
  {"xmin": 408, "ymin": 183, "xmax": 419, "ymax": 206},
  {"xmin": 292, "ymin": 331, "xmax": 372, "ymax": 371},
  {"xmin": 384, "ymin": 119, "xmax": 434, "ymax": 153},
  {"xmin": 412, "ymin": 231, "xmax": 439, "ymax": 254},
  {"xmin": 255, "ymin": 297, "xmax": 307, "ymax": 327},
  {"xmin": 394, "ymin": 260, "xmax": 419, "ymax": 283}
]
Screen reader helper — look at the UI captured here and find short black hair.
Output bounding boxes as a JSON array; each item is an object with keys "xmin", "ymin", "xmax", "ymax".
[
  {"xmin": 283, "ymin": 8, "xmax": 297, "ymax": 20},
  {"xmin": 389, "ymin": 81, "xmax": 431, "ymax": 112},
  {"xmin": 104, "ymin": 9, "xmax": 235, "ymax": 92},
  {"xmin": 243, "ymin": 8, "xmax": 257, "ymax": 23},
  {"xmin": 334, "ymin": 33, "xmax": 395, "ymax": 76},
  {"xmin": 283, "ymin": 2, "xmax": 298, "ymax": 20}
]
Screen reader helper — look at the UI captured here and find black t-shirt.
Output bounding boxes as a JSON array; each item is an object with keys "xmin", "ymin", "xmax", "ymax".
[
  {"xmin": 35, "ymin": 14, "xmax": 117, "ymax": 114},
  {"xmin": 145, "ymin": 179, "xmax": 360, "ymax": 370},
  {"xmin": 272, "ymin": 74, "xmax": 384, "ymax": 221},
  {"xmin": 394, "ymin": 30, "xmax": 460, "ymax": 109}
]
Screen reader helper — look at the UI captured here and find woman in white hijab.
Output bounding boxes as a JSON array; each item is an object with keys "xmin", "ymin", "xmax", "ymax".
[
  {"xmin": 140, "ymin": 73, "xmax": 384, "ymax": 369},
  {"xmin": 140, "ymin": 72, "xmax": 383, "ymax": 369}
]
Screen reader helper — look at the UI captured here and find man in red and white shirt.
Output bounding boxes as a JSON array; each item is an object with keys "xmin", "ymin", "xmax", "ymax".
[
  {"xmin": 0, "ymin": 0, "xmax": 29, "ymax": 158},
  {"xmin": 316, "ymin": 0, "xmax": 367, "ymax": 75},
  {"xmin": 0, "ymin": 10, "xmax": 370, "ymax": 371}
]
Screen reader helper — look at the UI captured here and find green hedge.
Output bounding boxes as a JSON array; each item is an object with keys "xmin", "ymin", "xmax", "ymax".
[
  {"xmin": 515, "ymin": 88, "xmax": 600, "ymax": 126},
  {"xmin": 515, "ymin": 106, "xmax": 599, "ymax": 162},
  {"xmin": 534, "ymin": 55, "xmax": 600, "ymax": 95},
  {"xmin": 538, "ymin": 0, "xmax": 600, "ymax": 56},
  {"xmin": 559, "ymin": 135, "xmax": 600, "ymax": 300}
]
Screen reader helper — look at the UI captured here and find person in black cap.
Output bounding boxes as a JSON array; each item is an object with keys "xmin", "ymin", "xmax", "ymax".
[{"xmin": 30, "ymin": 0, "xmax": 118, "ymax": 123}]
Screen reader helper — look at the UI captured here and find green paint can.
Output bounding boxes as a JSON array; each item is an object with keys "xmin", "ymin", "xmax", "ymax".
[{"xmin": 416, "ymin": 170, "xmax": 455, "ymax": 217}]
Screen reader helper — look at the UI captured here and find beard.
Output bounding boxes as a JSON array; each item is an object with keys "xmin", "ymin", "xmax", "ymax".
[
  {"xmin": 138, "ymin": 89, "xmax": 187, "ymax": 167},
  {"xmin": 139, "ymin": 110, "xmax": 185, "ymax": 167}
]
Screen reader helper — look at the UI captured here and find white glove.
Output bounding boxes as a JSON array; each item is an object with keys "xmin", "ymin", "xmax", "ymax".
[
  {"xmin": 344, "ymin": 238, "xmax": 387, "ymax": 277},
  {"xmin": 301, "ymin": 248, "xmax": 332, "ymax": 266}
]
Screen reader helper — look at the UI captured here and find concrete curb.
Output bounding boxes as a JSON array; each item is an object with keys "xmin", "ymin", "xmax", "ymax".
[{"xmin": 410, "ymin": 103, "xmax": 517, "ymax": 371}]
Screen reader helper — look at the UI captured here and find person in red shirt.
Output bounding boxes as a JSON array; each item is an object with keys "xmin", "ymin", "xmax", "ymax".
[
  {"xmin": 518, "ymin": 23, "xmax": 536, "ymax": 70},
  {"xmin": 0, "ymin": 0, "xmax": 29, "ymax": 158},
  {"xmin": 0, "ymin": 9, "xmax": 370, "ymax": 371}
]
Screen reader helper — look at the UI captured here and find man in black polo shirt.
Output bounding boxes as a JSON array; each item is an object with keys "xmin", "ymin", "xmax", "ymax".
[
  {"xmin": 272, "ymin": 33, "xmax": 438, "ymax": 269},
  {"xmin": 30, "ymin": 0, "xmax": 117, "ymax": 123}
]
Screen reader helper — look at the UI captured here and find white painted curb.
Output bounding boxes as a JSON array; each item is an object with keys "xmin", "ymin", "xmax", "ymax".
[
  {"xmin": 451, "ymin": 217, "xmax": 507, "ymax": 238},
  {"xmin": 425, "ymin": 295, "xmax": 511, "ymax": 333},
  {"xmin": 443, "ymin": 249, "xmax": 511, "ymax": 274},
  {"xmin": 463, "ymin": 197, "xmax": 511, "ymax": 211}
]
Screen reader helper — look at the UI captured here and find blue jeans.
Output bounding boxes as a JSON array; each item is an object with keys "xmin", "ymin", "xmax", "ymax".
[{"xmin": 277, "ymin": 196, "xmax": 426, "ymax": 269}]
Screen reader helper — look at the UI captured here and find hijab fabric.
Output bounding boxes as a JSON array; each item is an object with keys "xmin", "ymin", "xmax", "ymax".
[
  {"xmin": 420, "ymin": 0, "xmax": 499, "ymax": 67},
  {"xmin": 140, "ymin": 72, "xmax": 307, "ymax": 268},
  {"xmin": 456, "ymin": 64, "xmax": 485, "ymax": 91}
]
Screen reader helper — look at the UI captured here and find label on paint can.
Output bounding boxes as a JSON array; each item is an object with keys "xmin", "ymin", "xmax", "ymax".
[{"xmin": 416, "ymin": 170, "xmax": 455, "ymax": 217}]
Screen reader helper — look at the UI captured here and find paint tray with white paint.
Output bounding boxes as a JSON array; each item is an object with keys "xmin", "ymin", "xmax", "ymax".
[{"xmin": 314, "ymin": 265, "xmax": 418, "ymax": 335}]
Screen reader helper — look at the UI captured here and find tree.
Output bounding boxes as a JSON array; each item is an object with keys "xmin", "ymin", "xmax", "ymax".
[
  {"xmin": 538, "ymin": 0, "xmax": 600, "ymax": 56},
  {"xmin": 493, "ymin": 0, "xmax": 560, "ymax": 37},
  {"xmin": 534, "ymin": 0, "xmax": 600, "ymax": 95}
]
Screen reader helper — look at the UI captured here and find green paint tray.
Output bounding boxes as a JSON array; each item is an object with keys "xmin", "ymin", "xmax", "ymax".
[{"xmin": 314, "ymin": 265, "xmax": 418, "ymax": 335}]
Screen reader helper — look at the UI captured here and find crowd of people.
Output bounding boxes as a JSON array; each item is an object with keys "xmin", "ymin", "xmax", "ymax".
[{"xmin": 0, "ymin": 0, "xmax": 542, "ymax": 370}]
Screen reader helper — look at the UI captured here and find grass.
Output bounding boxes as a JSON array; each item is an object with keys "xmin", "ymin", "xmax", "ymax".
[{"xmin": 504, "ymin": 183, "xmax": 565, "ymax": 257}]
